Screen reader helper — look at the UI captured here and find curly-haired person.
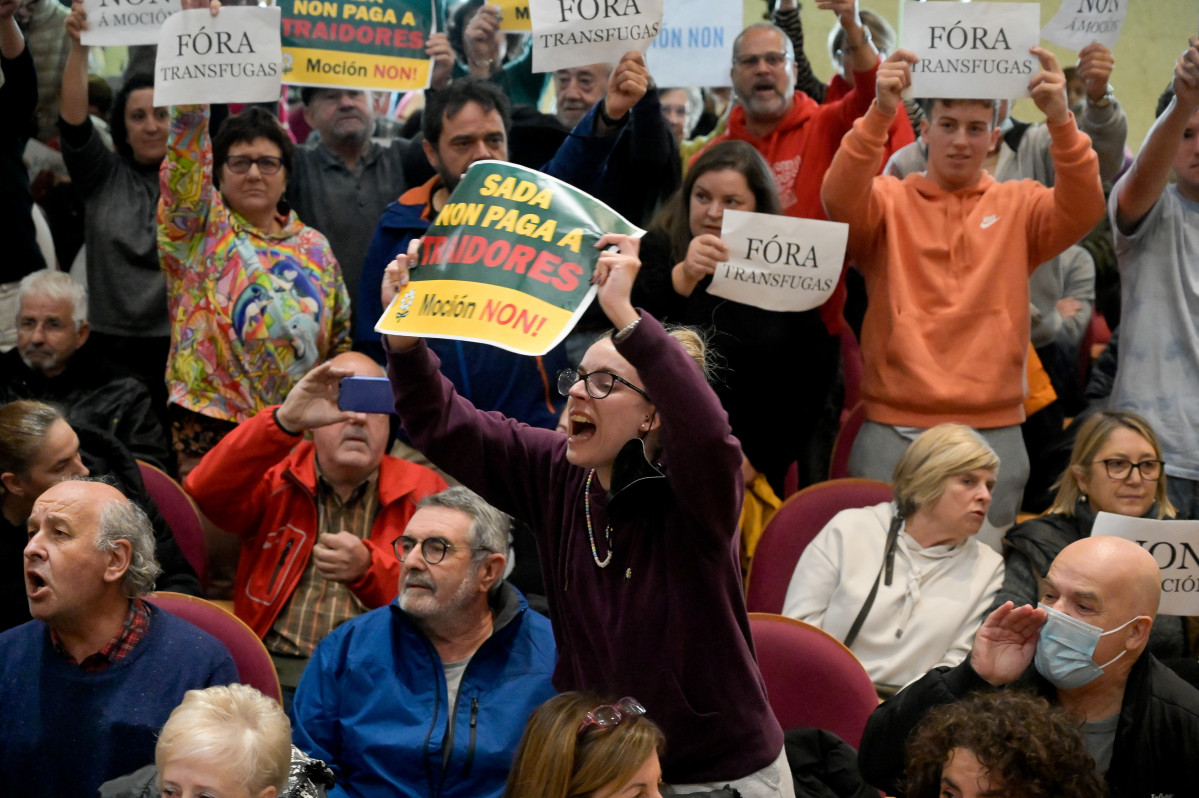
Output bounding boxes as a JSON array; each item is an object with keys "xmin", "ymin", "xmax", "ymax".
[{"xmin": 904, "ymin": 692, "xmax": 1105, "ymax": 798}]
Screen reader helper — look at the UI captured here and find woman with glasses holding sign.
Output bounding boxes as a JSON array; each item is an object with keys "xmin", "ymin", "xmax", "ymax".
[
  {"xmin": 998, "ymin": 410, "xmax": 1189, "ymax": 660},
  {"xmin": 158, "ymin": 1, "xmax": 350, "ymax": 477},
  {"xmin": 380, "ymin": 234, "xmax": 790, "ymax": 797}
]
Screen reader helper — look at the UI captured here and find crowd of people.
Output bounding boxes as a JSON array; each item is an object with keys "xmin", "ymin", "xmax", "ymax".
[{"xmin": 3, "ymin": 0, "xmax": 1199, "ymax": 794}]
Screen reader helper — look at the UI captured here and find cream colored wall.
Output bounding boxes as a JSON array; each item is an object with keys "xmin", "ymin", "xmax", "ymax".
[{"xmin": 743, "ymin": 0, "xmax": 1199, "ymax": 153}]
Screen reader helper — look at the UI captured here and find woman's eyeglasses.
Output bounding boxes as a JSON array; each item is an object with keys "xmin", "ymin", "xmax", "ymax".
[
  {"xmin": 557, "ymin": 369, "xmax": 649, "ymax": 401},
  {"xmin": 225, "ymin": 155, "xmax": 284, "ymax": 175},
  {"xmin": 1092, "ymin": 458, "xmax": 1164, "ymax": 481},
  {"xmin": 578, "ymin": 696, "xmax": 647, "ymax": 735}
]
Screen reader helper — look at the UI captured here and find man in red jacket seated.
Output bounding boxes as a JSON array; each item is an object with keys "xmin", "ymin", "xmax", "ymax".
[
  {"xmin": 185, "ymin": 352, "xmax": 446, "ymax": 694},
  {"xmin": 820, "ymin": 49, "xmax": 1104, "ymax": 547}
]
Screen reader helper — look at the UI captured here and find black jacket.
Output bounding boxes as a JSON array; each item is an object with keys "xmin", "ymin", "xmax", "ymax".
[
  {"xmin": 1000, "ymin": 503, "xmax": 1188, "ymax": 659},
  {"xmin": 1, "ymin": 344, "xmax": 170, "ymax": 470},
  {"xmin": 858, "ymin": 655, "xmax": 1199, "ymax": 798}
]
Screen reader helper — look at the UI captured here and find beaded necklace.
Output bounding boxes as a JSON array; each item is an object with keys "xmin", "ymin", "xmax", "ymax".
[{"xmin": 584, "ymin": 469, "xmax": 613, "ymax": 568}]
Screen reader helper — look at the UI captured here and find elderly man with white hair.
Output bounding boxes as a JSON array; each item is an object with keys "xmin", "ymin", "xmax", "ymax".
[
  {"xmin": 1, "ymin": 270, "xmax": 170, "ymax": 469},
  {"xmin": 0, "ymin": 478, "xmax": 236, "ymax": 796}
]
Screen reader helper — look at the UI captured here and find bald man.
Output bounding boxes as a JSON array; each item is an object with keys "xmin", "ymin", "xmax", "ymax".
[
  {"xmin": 858, "ymin": 535, "xmax": 1199, "ymax": 798},
  {"xmin": 0, "ymin": 479, "xmax": 235, "ymax": 796},
  {"xmin": 185, "ymin": 353, "xmax": 447, "ymax": 693}
]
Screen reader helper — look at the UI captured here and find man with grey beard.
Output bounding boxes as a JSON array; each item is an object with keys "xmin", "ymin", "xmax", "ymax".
[{"xmin": 291, "ymin": 485, "xmax": 556, "ymax": 798}]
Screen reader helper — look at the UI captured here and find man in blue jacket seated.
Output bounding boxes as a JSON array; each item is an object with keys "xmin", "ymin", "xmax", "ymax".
[
  {"xmin": 0, "ymin": 478, "xmax": 237, "ymax": 797},
  {"xmin": 292, "ymin": 485, "xmax": 557, "ymax": 798},
  {"xmin": 858, "ymin": 535, "xmax": 1199, "ymax": 798}
]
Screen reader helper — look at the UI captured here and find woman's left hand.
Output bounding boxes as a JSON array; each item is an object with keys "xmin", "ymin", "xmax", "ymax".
[{"xmin": 593, "ymin": 233, "xmax": 641, "ymax": 329}]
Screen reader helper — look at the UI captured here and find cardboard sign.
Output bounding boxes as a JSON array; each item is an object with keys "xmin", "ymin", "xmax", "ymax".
[
  {"xmin": 375, "ymin": 161, "xmax": 643, "ymax": 355},
  {"xmin": 153, "ymin": 6, "xmax": 282, "ymax": 106},
  {"xmin": 280, "ymin": 0, "xmax": 434, "ymax": 91},
  {"xmin": 645, "ymin": 0, "xmax": 739, "ymax": 89},
  {"xmin": 1042, "ymin": 0, "xmax": 1129, "ymax": 50},
  {"xmin": 1093, "ymin": 511, "xmax": 1199, "ymax": 616},
  {"xmin": 495, "ymin": 0, "xmax": 532, "ymax": 31},
  {"xmin": 706, "ymin": 210, "xmax": 846, "ymax": 312},
  {"xmin": 902, "ymin": 2, "xmax": 1040, "ymax": 100},
  {"xmin": 81, "ymin": 0, "xmax": 181, "ymax": 47},
  {"xmin": 528, "ymin": 0, "xmax": 663, "ymax": 74}
]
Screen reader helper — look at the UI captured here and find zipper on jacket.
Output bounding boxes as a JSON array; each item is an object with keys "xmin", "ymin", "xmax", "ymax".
[
  {"xmin": 267, "ymin": 539, "xmax": 293, "ymax": 594},
  {"xmin": 462, "ymin": 698, "xmax": 479, "ymax": 778}
]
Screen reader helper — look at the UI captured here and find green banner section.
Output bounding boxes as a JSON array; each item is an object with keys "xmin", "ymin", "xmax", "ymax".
[{"xmin": 377, "ymin": 160, "xmax": 643, "ymax": 355}]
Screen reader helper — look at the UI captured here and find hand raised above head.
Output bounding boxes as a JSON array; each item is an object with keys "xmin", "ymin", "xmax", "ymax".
[
  {"xmin": 970, "ymin": 601, "xmax": 1048, "ymax": 686},
  {"xmin": 1173, "ymin": 36, "xmax": 1199, "ymax": 111},
  {"xmin": 604, "ymin": 50, "xmax": 649, "ymax": 121},
  {"xmin": 593, "ymin": 233, "xmax": 642, "ymax": 329},
  {"xmin": 381, "ymin": 237, "xmax": 422, "ymax": 353},
  {"xmin": 179, "ymin": 0, "xmax": 220, "ymax": 14},
  {"xmin": 876, "ymin": 49, "xmax": 916, "ymax": 117},
  {"xmin": 1076, "ymin": 42, "xmax": 1115, "ymax": 102},
  {"xmin": 1028, "ymin": 46, "xmax": 1070, "ymax": 126}
]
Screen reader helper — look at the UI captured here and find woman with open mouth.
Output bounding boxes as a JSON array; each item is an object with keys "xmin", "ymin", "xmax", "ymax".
[{"xmin": 380, "ymin": 233, "xmax": 790, "ymax": 797}]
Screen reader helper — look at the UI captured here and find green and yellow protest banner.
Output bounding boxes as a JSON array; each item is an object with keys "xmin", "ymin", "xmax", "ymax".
[
  {"xmin": 376, "ymin": 160, "xmax": 642, "ymax": 356},
  {"xmin": 280, "ymin": 0, "xmax": 434, "ymax": 90}
]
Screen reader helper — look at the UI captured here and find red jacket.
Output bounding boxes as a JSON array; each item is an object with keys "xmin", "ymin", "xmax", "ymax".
[{"xmin": 185, "ymin": 407, "xmax": 447, "ymax": 638}]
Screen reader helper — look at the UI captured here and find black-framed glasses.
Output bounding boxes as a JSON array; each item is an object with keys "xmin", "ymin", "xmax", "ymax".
[
  {"xmin": 557, "ymin": 368, "xmax": 649, "ymax": 401},
  {"xmin": 392, "ymin": 536, "xmax": 492, "ymax": 565},
  {"xmin": 1093, "ymin": 458, "xmax": 1164, "ymax": 481},
  {"xmin": 578, "ymin": 696, "xmax": 647, "ymax": 735},
  {"xmin": 225, "ymin": 155, "xmax": 284, "ymax": 175},
  {"xmin": 733, "ymin": 51, "xmax": 791, "ymax": 69}
]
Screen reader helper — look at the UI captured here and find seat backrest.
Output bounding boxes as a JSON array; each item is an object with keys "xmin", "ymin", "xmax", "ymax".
[
  {"xmin": 137, "ymin": 460, "xmax": 207, "ymax": 586},
  {"xmin": 146, "ymin": 592, "xmax": 281, "ymax": 703},
  {"xmin": 745, "ymin": 478, "xmax": 892, "ymax": 614},
  {"xmin": 828, "ymin": 402, "xmax": 867, "ymax": 481},
  {"xmin": 749, "ymin": 613, "xmax": 878, "ymax": 749}
]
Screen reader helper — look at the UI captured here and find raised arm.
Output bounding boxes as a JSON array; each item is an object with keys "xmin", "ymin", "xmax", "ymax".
[
  {"xmin": 821, "ymin": 0, "xmax": 879, "ymax": 78},
  {"xmin": 59, "ymin": 1, "xmax": 87, "ymax": 126},
  {"xmin": 1024, "ymin": 47, "xmax": 1105, "ymax": 265},
  {"xmin": 820, "ymin": 50, "xmax": 912, "ymax": 262},
  {"xmin": 1113, "ymin": 36, "xmax": 1199, "ymax": 234},
  {"xmin": 0, "ymin": 0, "xmax": 21, "ymax": 59},
  {"xmin": 1074, "ymin": 42, "xmax": 1127, "ymax": 184},
  {"xmin": 773, "ymin": 0, "xmax": 826, "ymax": 102}
]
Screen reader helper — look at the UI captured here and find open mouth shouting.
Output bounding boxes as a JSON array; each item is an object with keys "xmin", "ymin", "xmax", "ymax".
[{"xmin": 568, "ymin": 414, "xmax": 596, "ymax": 442}]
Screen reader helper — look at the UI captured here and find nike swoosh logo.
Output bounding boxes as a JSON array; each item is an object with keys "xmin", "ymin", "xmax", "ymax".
[{"xmin": 980, "ymin": 214, "xmax": 1000, "ymax": 229}]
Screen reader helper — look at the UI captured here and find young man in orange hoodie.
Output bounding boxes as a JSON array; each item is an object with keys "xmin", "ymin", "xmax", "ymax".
[{"xmin": 821, "ymin": 48, "xmax": 1105, "ymax": 545}]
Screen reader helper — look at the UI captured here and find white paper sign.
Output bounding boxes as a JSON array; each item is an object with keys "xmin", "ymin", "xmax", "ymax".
[
  {"xmin": 902, "ymin": 2, "xmax": 1040, "ymax": 100},
  {"xmin": 706, "ymin": 210, "xmax": 846, "ymax": 312},
  {"xmin": 1041, "ymin": 0, "xmax": 1129, "ymax": 50},
  {"xmin": 154, "ymin": 6, "xmax": 283, "ymax": 107},
  {"xmin": 1093, "ymin": 511, "xmax": 1199, "ymax": 616},
  {"xmin": 81, "ymin": 0, "xmax": 180, "ymax": 47},
  {"xmin": 644, "ymin": 0, "xmax": 739, "ymax": 89},
  {"xmin": 528, "ymin": 0, "xmax": 664, "ymax": 74}
]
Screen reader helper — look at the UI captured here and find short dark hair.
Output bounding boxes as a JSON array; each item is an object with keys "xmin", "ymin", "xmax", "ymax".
[
  {"xmin": 919, "ymin": 97, "xmax": 1000, "ymax": 128},
  {"xmin": 423, "ymin": 77, "xmax": 511, "ymax": 147},
  {"xmin": 111, "ymin": 72, "xmax": 156, "ymax": 163},
  {"xmin": 1157, "ymin": 84, "xmax": 1175, "ymax": 118},
  {"xmin": 904, "ymin": 692, "xmax": 1106, "ymax": 798},
  {"xmin": 212, "ymin": 106, "xmax": 294, "ymax": 189}
]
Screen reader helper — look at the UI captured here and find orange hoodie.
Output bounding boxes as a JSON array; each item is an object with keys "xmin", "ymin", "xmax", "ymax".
[{"xmin": 821, "ymin": 102, "xmax": 1104, "ymax": 428}]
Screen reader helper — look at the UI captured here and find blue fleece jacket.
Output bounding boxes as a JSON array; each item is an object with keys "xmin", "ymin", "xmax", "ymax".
[{"xmin": 292, "ymin": 582, "xmax": 556, "ymax": 798}]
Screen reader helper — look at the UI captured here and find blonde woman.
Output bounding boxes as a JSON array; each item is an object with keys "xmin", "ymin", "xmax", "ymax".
[{"xmin": 783, "ymin": 425, "xmax": 1004, "ymax": 693}]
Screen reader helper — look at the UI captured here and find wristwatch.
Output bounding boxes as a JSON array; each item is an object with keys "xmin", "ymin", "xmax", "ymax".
[{"xmin": 1087, "ymin": 83, "xmax": 1115, "ymax": 109}]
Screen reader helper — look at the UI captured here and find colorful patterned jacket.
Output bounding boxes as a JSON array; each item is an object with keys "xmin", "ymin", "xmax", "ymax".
[{"xmin": 158, "ymin": 104, "xmax": 351, "ymax": 423}]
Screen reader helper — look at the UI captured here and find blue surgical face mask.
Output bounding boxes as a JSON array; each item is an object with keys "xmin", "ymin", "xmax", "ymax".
[{"xmin": 1034, "ymin": 603, "xmax": 1141, "ymax": 690}]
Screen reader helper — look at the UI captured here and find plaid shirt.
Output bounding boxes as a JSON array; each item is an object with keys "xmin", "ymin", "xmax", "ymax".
[
  {"xmin": 50, "ymin": 598, "xmax": 151, "ymax": 672},
  {"xmin": 264, "ymin": 472, "xmax": 381, "ymax": 657}
]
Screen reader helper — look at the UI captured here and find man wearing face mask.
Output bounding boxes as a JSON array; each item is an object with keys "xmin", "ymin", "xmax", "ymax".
[{"xmin": 857, "ymin": 535, "xmax": 1199, "ymax": 798}]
